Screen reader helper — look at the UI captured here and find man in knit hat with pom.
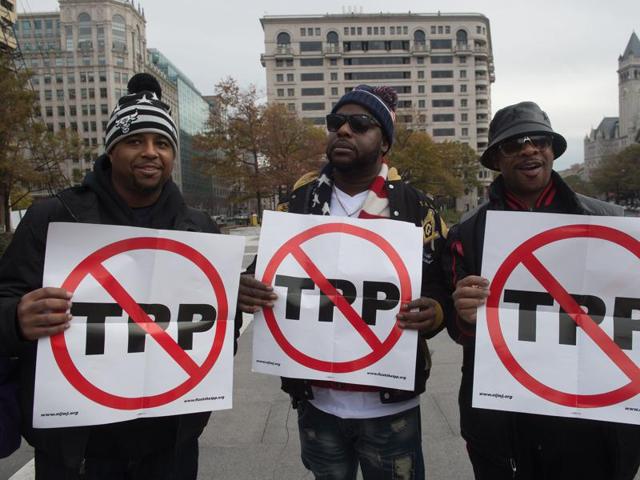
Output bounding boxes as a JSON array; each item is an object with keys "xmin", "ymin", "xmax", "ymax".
[
  {"xmin": 239, "ymin": 85, "xmax": 450, "ymax": 479},
  {"xmin": 0, "ymin": 73, "xmax": 226, "ymax": 479}
]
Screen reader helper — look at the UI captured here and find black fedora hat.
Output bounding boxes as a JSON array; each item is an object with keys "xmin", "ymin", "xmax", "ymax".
[{"xmin": 480, "ymin": 101, "xmax": 567, "ymax": 170}]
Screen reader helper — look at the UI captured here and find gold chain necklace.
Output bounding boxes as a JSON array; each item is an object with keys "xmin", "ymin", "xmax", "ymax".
[{"xmin": 333, "ymin": 187, "xmax": 365, "ymax": 217}]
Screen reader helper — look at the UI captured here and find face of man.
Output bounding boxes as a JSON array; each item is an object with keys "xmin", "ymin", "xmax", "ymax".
[
  {"xmin": 108, "ymin": 132, "xmax": 175, "ymax": 207},
  {"xmin": 494, "ymin": 136, "xmax": 555, "ymax": 203},
  {"xmin": 326, "ymin": 103, "xmax": 388, "ymax": 174}
]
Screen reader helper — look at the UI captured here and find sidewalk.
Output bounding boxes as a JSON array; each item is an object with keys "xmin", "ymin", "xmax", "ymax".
[{"xmin": 196, "ymin": 322, "xmax": 473, "ymax": 479}]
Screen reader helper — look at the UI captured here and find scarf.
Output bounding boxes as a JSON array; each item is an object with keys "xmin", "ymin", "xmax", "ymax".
[{"xmin": 308, "ymin": 161, "xmax": 390, "ymax": 219}]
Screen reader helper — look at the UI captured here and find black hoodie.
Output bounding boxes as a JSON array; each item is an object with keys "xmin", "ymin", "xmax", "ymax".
[{"xmin": 0, "ymin": 155, "xmax": 221, "ymax": 469}]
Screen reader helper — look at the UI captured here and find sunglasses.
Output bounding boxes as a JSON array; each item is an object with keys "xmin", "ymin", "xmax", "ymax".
[
  {"xmin": 498, "ymin": 135, "xmax": 553, "ymax": 157},
  {"xmin": 326, "ymin": 113, "xmax": 381, "ymax": 134}
]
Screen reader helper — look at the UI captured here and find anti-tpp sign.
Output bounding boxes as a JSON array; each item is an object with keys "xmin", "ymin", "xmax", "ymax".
[
  {"xmin": 34, "ymin": 223, "xmax": 244, "ymax": 428},
  {"xmin": 474, "ymin": 211, "xmax": 640, "ymax": 425},
  {"xmin": 252, "ymin": 211, "xmax": 423, "ymax": 391}
]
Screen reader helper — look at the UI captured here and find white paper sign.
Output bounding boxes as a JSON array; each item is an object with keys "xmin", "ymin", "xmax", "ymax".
[
  {"xmin": 474, "ymin": 211, "xmax": 640, "ymax": 425},
  {"xmin": 35, "ymin": 222, "xmax": 245, "ymax": 428},
  {"xmin": 252, "ymin": 210, "xmax": 423, "ymax": 390}
]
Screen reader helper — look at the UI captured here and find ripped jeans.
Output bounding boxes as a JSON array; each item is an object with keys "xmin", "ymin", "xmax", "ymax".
[{"xmin": 296, "ymin": 401, "xmax": 425, "ymax": 480}]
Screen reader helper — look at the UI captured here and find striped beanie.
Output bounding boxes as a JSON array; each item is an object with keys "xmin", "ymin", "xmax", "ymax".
[
  {"xmin": 104, "ymin": 73, "xmax": 178, "ymax": 153},
  {"xmin": 331, "ymin": 84, "xmax": 397, "ymax": 150}
]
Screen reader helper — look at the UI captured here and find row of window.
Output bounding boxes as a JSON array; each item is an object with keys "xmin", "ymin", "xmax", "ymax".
[
  {"xmin": 41, "ymin": 103, "xmax": 110, "ymax": 117},
  {"xmin": 279, "ymin": 25, "xmax": 486, "ymax": 45},
  {"xmin": 276, "ymin": 25, "xmax": 486, "ymax": 48},
  {"xmin": 40, "ymin": 87, "xmax": 108, "ymax": 101},
  {"xmin": 279, "ymin": 93, "xmax": 483, "ymax": 111},
  {"xmin": 276, "ymin": 55, "xmax": 483, "ymax": 69},
  {"xmin": 277, "ymin": 83, "xmax": 480, "ymax": 98},
  {"xmin": 275, "ymin": 69, "xmax": 484, "ymax": 83},
  {"xmin": 32, "ymin": 70, "xmax": 129, "ymax": 86}
]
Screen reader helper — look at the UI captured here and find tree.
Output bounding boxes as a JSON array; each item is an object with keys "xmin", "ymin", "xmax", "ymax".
[
  {"xmin": 194, "ymin": 78, "xmax": 327, "ymax": 218},
  {"xmin": 259, "ymin": 103, "xmax": 326, "ymax": 197},
  {"xmin": 194, "ymin": 78, "xmax": 267, "ymax": 217},
  {"xmin": 0, "ymin": 54, "xmax": 86, "ymax": 231},
  {"xmin": 388, "ymin": 124, "xmax": 480, "ymax": 201},
  {"xmin": 591, "ymin": 144, "xmax": 640, "ymax": 206}
]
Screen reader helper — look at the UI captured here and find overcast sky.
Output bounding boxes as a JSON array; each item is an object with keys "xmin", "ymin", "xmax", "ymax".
[{"xmin": 18, "ymin": 0, "xmax": 640, "ymax": 170}]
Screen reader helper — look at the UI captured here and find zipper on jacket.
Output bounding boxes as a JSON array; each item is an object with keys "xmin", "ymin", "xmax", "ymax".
[{"xmin": 510, "ymin": 457, "xmax": 517, "ymax": 478}]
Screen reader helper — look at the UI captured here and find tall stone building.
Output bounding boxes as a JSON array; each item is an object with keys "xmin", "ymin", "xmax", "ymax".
[
  {"xmin": 0, "ymin": 0, "xmax": 17, "ymax": 50},
  {"xmin": 584, "ymin": 32, "xmax": 640, "ymax": 178},
  {"xmin": 14, "ymin": 0, "xmax": 181, "ymax": 187},
  {"xmin": 260, "ymin": 11, "xmax": 495, "ymax": 210}
]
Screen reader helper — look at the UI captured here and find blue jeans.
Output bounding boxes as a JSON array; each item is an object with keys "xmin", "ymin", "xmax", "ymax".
[{"xmin": 297, "ymin": 401, "xmax": 425, "ymax": 480}]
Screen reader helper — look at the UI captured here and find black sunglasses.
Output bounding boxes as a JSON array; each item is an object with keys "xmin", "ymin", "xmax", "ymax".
[
  {"xmin": 498, "ymin": 135, "xmax": 553, "ymax": 157},
  {"xmin": 326, "ymin": 113, "xmax": 381, "ymax": 134}
]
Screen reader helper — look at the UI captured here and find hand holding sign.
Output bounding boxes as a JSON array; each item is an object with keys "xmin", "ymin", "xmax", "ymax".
[
  {"xmin": 238, "ymin": 274, "xmax": 277, "ymax": 313},
  {"xmin": 396, "ymin": 297, "xmax": 442, "ymax": 335},
  {"xmin": 17, "ymin": 287, "xmax": 73, "ymax": 340},
  {"xmin": 453, "ymin": 275, "xmax": 490, "ymax": 325}
]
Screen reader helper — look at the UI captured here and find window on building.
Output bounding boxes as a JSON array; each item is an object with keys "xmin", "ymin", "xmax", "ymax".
[
  {"xmin": 57, "ymin": 106, "xmax": 65, "ymax": 116},
  {"xmin": 431, "ymin": 70, "xmax": 453, "ymax": 78},
  {"xmin": 286, "ymin": 73, "xmax": 294, "ymax": 82},
  {"xmin": 462, "ymin": 128, "xmax": 468, "ymax": 136},
  {"xmin": 101, "ymin": 104, "xmax": 108, "ymax": 115},
  {"xmin": 417, "ymin": 71, "xmax": 424, "ymax": 79},
  {"xmin": 461, "ymin": 99, "xmax": 468, "ymax": 107},
  {"xmin": 112, "ymin": 14, "xmax": 126, "ymax": 50},
  {"xmin": 433, "ymin": 128, "xmax": 455, "ymax": 137},
  {"xmin": 413, "ymin": 29, "xmax": 425, "ymax": 45},
  {"xmin": 277, "ymin": 88, "xmax": 284, "ymax": 97},
  {"xmin": 437, "ymin": 26, "xmax": 443, "ymax": 34},
  {"xmin": 430, "ymin": 39, "xmax": 452, "ymax": 49},
  {"xmin": 433, "ymin": 114, "xmax": 454, "ymax": 122},
  {"xmin": 327, "ymin": 31, "xmax": 339, "ymax": 44},
  {"xmin": 301, "ymin": 102, "xmax": 325, "ymax": 111},
  {"xmin": 300, "ymin": 28, "xmax": 306, "ymax": 36},
  {"xmin": 78, "ymin": 13, "xmax": 92, "ymax": 47},
  {"xmin": 300, "ymin": 41, "xmax": 322, "ymax": 52},
  {"xmin": 331, "ymin": 87, "xmax": 338, "ymax": 95},
  {"xmin": 44, "ymin": 90, "xmax": 52, "ymax": 101},
  {"xmin": 56, "ymin": 89, "xmax": 64, "ymax": 100},
  {"xmin": 69, "ymin": 105, "xmax": 77, "ymax": 116},
  {"xmin": 460, "ymin": 70, "xmax": 467, "ymax": 78},
  {"xmin": 432, "ymin": 99, "xmax": 454, "ymax": 107},
  {"xmin": 456, "ymin": 29, "xmax": 468, "ymax": 47},
  {"xmin": 300, "ymin": 58, "xmax": 323, "ymax": 66},
  {"xmin": 461, "ymin": 113, "xmax": 468, "ymax": 121},
  {"xmin": 287, "ymin": 88, "xmax": 295, "ymax": 96},
  {"xmin": 45, "ymin": 106, "xmax": 53, "ymax": 117},
  {"xmin": 277, "ymin": 32, "xmax": 291, "ymax": 45},
  {"xmin": 301, "ymin": 88, "xmax": 325, "ymax": 96},
  {"xmin": 432, "ymin": 85, "xmax": 453, "ymax": 92},
  {"xmin": 460, "ymin": 84, "xmax": 467, "ymax": 93},
  {"xmin": 418, "ymin": 85, "xmax": 425, "ymax": 93},
  {"xmin": 418, "ymin": 99, "xmax": 426, "ymax": 108},
  {"xmin": 330, "ymin": 72, "xmax": 338, "ymax": 81},
  {"xmin": 276, "ymin": 74, "xmax": 283, "ymax": 82},
  {"xmin": 315, "ymin": 28, "xmax": 321, "ymax": 36}
]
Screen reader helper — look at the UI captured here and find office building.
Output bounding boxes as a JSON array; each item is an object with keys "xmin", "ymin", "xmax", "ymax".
[{"xmin": 15, "ymin": 0, "xmax": 181, "ymax": 187}]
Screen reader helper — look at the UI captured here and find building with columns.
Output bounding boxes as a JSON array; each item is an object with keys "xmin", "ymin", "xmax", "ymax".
[{"xmin": 584, "ymin": 32, "xmax": 640, "ymax": 178}]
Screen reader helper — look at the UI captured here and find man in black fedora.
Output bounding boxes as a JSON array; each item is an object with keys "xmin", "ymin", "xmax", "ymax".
[{"xmin": 442, "ymin": 101, "xmax": 640, "ymax": 479}]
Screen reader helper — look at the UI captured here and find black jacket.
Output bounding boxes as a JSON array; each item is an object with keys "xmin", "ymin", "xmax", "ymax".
[
  {"xmin": 0, "ymin": 155, "xmax": 231, "ymax": 470},
  {"xmin": 443, "ymin": 172, "xmax": 640, "ymax": 479},
  {"xmin": 275, "ymin": 170, "xmax": 451, "ymax": 404}
]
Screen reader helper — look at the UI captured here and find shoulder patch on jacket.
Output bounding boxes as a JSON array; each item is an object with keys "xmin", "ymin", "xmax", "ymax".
[
  {"xmin": 293, "ymin": 171, "xmax": 319, "ymax": 191},
  {"xmin": 422, "ymin": 209, "xmax": 443, "ymax": 244},
  {"xmin": 387, "ymin": 166, "xmax": 402, "ymax": 182}
]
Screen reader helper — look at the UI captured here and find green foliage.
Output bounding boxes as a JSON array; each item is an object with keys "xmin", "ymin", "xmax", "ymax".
[
  {"xmin": 590, "ymin": 144, "xmax": 640, "ymax": 205},
  {"xmin": 388, "ymin": 124, "xmax": 480, "ymax": 201},
  {"xmin": 0, "ymin": 53, "xmax": 87, "ymax": 231},
  {"xmin": 194, "ymin": 78, "xmax": 326, "ymax": 216}
]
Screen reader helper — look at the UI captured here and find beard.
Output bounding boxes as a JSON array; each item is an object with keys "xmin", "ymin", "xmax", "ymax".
[{"xmin": 327, "ymin": 144, "xmax": 381, "ymax": 174}]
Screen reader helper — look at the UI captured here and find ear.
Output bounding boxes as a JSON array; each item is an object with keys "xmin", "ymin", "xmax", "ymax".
[{"xmin": 381, "ymin": 137, "xmax": 390, "ymax": 155}]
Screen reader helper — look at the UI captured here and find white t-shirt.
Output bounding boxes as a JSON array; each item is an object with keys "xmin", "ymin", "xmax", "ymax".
[{"xmin": 308, "ymin": 186, "xmax": 419, "ymax": 419}]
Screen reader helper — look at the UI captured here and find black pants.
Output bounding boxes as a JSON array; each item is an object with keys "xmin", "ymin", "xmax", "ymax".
[{"xmin": 34, "ymin": 437, "xmax": 199, "ymax": 480}]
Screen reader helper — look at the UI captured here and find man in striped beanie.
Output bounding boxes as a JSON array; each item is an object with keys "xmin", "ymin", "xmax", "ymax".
[
  {"xmin": 238, "ymin": 85, "xmax": 450, "ymax": 479},
  {"xmin": 0, "ymin": 73, "xmax": 226, "ymax": 479}
]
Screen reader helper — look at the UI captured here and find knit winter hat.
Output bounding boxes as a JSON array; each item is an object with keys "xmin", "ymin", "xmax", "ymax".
[
  {"xmin": 331, "ymin": 84, "xmax": 397, "ymax": 149},
  {"xmin": 104, "ymin": 73, "xmax": 178, "ymax": 153}
]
